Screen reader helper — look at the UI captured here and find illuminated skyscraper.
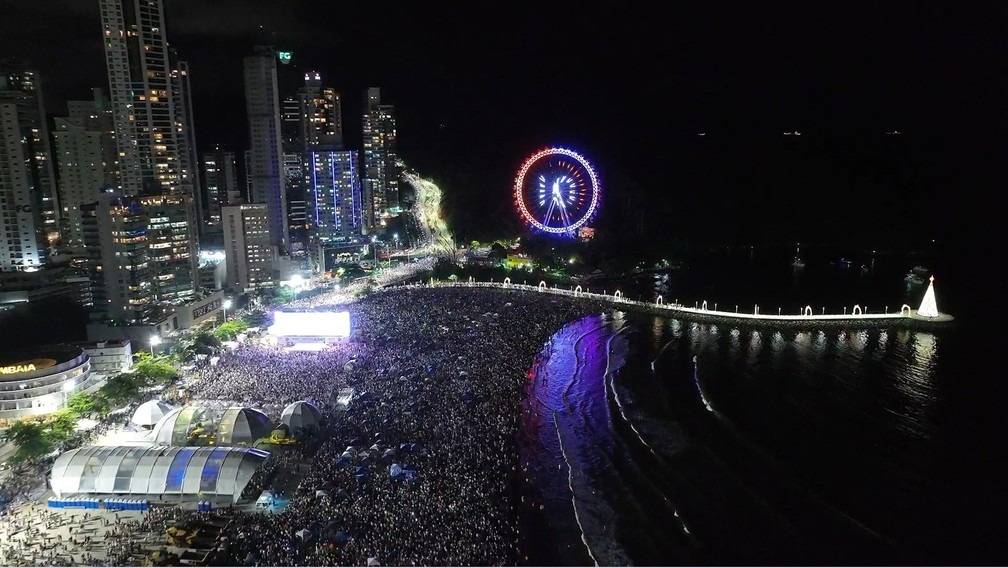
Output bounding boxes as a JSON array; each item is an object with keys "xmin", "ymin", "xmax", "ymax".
[
  {"xmin": 99, "ymin": 0, "xmax": 198, "ymax": 305},
  {"xmin": 243, "ymin": 45, "xmax": 288, "ymax": 254},
  {"xmin": 137, "ymin": 193, "xmax": 197, "ymax": 302},
  {"xmin": 202, "ymin": 145, "xmax": 239, "ymax": 242},
  {"xmin": 362, "ymin": 87, "xmax": 399, "ymax": 230},
  {"xmin": 306, "ymin": 150, "xmax": 363, "ymax": 245},
  {"xmin": 99, "ymin": 0, "xmax": 181, "ymax": 196},
  {"xmin": 0, "ymin": 65, "xmax": 58, "ymax": 270},
  {"xmin": 284, "ymin": 152, "xmax": 308, "ymax": 253},
  {"xmin": 170, "ymin": 54, "xmax": 203, "ymax": 237},
  {"xmin": 222, "ymin": 203, "xmax": 274, "ymax": 292},
  {"xmin": 300, "ymin": 71, "xmax": 342, "ymax": 149},
  {"xmin": 81, "ymin": 191, "xmax": 155, "ymax": 323},
  {"xmin": 53, "ymin": 88, "xmax": 118, "ymax": 253}
]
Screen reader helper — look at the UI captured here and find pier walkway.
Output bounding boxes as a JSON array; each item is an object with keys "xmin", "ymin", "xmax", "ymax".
[{"xmin": 389, "ymin": 278, "xmax": 953, "ymax": 328}]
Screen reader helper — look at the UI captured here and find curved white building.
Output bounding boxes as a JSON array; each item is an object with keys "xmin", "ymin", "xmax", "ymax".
[{"xmin": 0, "ymin": 346, "xmax": 98, "ymax": 419}]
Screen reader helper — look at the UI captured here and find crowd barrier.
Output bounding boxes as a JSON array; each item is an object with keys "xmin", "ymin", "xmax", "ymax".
[{"xmin": 47, "ymin": 496, "xmax": 149, "ymax": 511}]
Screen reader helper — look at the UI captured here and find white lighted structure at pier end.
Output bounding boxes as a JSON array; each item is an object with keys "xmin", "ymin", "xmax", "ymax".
[{"xmin": 917, "ymin": 276, "xmax": 940, "ymax": 318}]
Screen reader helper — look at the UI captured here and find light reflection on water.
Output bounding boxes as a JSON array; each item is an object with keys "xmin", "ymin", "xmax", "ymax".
[{"xmin": 521, "ymin": 307, "xmax": 960, "ymax": 564}]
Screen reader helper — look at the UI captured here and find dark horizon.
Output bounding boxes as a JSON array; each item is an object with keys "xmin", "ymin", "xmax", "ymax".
[{"xmin": 0, "ymin": 1, "xmax": 999, "ymax": 247}]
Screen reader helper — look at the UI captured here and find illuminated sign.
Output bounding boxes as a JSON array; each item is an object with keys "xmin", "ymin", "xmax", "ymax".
[
  {"xmin": 192, "ymin": 299, "xmax": 222, "ymax": 319},
  {"xmin": 278, "ymin": 51, "xmax": 293, "ymax": 64},
  {"xmin": 0, "ymin": 358, "xmax": 57, "ymax": 375},
  {"xmin": 1, "ymin": 364, "xmax": 36, "ymax": 374}
]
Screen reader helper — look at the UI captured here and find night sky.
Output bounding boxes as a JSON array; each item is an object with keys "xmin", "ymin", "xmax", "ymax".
[{"xmin": 0, "ymin": 1, "xmax": 1000, "ymax": 248}]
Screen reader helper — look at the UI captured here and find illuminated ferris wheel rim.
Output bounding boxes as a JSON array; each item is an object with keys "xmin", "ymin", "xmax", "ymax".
[{"xmin": 514, "ymin": 147, "xmax": 600, "ymax": 234}]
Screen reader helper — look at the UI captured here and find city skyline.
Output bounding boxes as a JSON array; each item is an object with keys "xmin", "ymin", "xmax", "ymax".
[
  {"xmin": 0, "ymin": 4, "xmax": 996, "ymax": 567},
  {"xmin": 0, "ymin": 2, "xmax": 996, "ymax": 247}
]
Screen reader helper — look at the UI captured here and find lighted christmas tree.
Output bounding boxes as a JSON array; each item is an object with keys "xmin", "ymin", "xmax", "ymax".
[{"xmin": 917, "ymin": 275, "xmax": 939, "ymax": 318}]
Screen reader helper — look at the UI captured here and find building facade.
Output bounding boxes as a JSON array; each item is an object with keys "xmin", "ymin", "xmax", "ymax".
[
  {"xmin": 81, "ymin": 191, "xmax": 155, "ymax": 323},
  {"xmin": 53, "ymin": 89, "xmax": 118, "ymax": 253},
  {"xmin": 222, "ymin": 204, "xmax": 273, "ymax": 292},
  {"xmin": 243, "ymin": 46, "xmax": 288, "ymax": 254},
  {"xmin": 202, "ymin": 146, "xmax": 239, "ymax": 244},
  {"xmin": 80, "ymin": 338, "xmax": 133, "ymax": 375},
  {"xmin": 169, "ymin": 55, "xmax": 202, "ymax": 238},
  {"xmin": 0, "ymin": 66, "xmax": 58, "ymax": 270},
  {"xmin": 306, "ymin": 150, "xmax": 363, "ymax": 245},
  {"xmin": 138, "ymin": 193, "xmax": 198, "ymax": 302},
  {"xmin": 0, "ymin": 346, "xmax": 100, "ymax": 420},
  {"xmin": 99, "ymin": 0, "xmax": 199, "ymax": 309},
  {"xmin": 362, "ymin": 87, "xmax": 399, "ymax": 230},
  {"xmin": 99, "ymin": 0, "xmax": 179, "ymax": 196},
  {"xmin": 283, "ymin": 152, "xmax": 308, "ymax": 254},
  {"xmin": 299, "ymin": 71, "xmax": 342, "ymax": 149}
]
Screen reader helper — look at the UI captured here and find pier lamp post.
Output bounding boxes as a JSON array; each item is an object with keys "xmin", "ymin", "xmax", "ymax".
[
  {"xmin": 149, "ymin": 334, "xmax": 161, "ymax": 356},
  {"xmin": 222, "ymin": 299, "xmax": 233, "ymax": 322}
]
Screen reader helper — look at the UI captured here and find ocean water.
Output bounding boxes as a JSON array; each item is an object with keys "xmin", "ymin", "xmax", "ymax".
[{"xmin": 517, "ymin": 308, "xmax": 993, "ymax": 564}]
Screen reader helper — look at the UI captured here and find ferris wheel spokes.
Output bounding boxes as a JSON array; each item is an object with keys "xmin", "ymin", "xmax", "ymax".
[{"xmin": 514, "ymin": 147, "xmax": 601, "ymax": 236}]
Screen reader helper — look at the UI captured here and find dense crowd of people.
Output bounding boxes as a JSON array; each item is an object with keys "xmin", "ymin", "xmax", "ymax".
[
  {"xmin": 184, "ymin": 286, "xmax": 601, "ymax": 565},
  {"xmin": 2, "ymin": 263, "xmax": 607, "ymax": 566}
]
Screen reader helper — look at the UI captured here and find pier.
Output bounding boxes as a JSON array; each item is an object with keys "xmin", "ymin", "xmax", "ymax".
[{"xmin": 396, "ymin": 276, "xmax": 953, "ymax": 329}]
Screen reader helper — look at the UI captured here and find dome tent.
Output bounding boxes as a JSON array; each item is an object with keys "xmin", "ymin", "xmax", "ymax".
[
  {"xmin": 131, "ymin": 400, "xmax": 175, "ymax": 428},
  {"xmin": 150, "ymin": 405, "xmax": 272, "ymax": 446},
  {"xmin": 280, "ymin": 401, "xmax": 322, "ymax": 436},
  {"xmin": 219, "ymin": 407, "xmax": 272, "ymax": 445}
]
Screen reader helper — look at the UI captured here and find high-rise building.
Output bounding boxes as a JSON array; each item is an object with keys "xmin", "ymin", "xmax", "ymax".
[
  {"xmin": 283, "ymin": 152, "xmax": 308, "ymax": 253},
  {"xmin": 202, "ymin": 145, "xmax": 239, "ymax": 243},
  {"xmin": 99, "ymin": 0, "xmax": 180, "ymax": 196},
  {"xmin": 242, "ymin": 149, "xmax": 253, "ymax": 202},
  {"xmin": 285, "ymin": 71, "xmax": 345, "ymax": 256},
  {"xmin": 300, "ymin": 71, "xmax": 342, "ymax": 149},
  {"xmin": 0, "ymin": 65, "xmax": 59, "ymax": 269},
  {"xmin": 99, "ymin": 0, "xmax": 199, "ymax": 306},
  {"xmin": 243, "ymin": 46, "xmax": 288, "ymax": 254},
  {"xmin": 81, "ymin": 190, "xmax": 155, "ymax": 323},
  {"xmin": 362, "ymin": 87, "xmax": 399, "ymax": 230},
  {"xmin": 306, "ymin": 150, "xmax": 363, "ymax": 245},
  {"xmin": 222, "ymin": 204, "xmax": 273, "ymax": 292},
  {"xmin": 170, "ymin": 54, "xmax": 202, "ymax": 237},
  {"xmin": 138, "ymin": 193, "xmax": 197, "ymax": 301},
  {"xmin": 281, "ymin": 96, "xmax": 301, "ymax": 150},
  {"xmin": 53, "ymin": 88, "xmax": 117, "ymax": 253}
]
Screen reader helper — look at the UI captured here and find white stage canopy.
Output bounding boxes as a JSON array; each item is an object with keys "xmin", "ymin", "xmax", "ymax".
[{"xmin": 269, "ymin": 311, "xmax": 350, "ymax": 339}]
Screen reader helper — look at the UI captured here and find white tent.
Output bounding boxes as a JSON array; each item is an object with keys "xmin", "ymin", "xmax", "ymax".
[
  {"xmin": 280, "ymin": 401, "xmax": 322, "ymax": 436},
  {"xmin": 131, "ymin": 399, "xmax": 175, "ymax": 428}
]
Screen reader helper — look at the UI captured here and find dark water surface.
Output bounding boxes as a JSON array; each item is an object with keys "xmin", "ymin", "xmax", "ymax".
[{"xmin": 518, "ymin": 308, "xmax": 995, "ymax": 564}]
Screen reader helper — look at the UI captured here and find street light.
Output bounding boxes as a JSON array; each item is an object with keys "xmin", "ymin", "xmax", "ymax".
[
  {"xmin": 149, "ymin": 334, "xmax": 161, "ymax": 356},
  {"xmin": 371, "ymin": 235, "xmax": 379, "ymax": 272},
  {"xmin": 222, "ymin": 298, "xmax": 233, "ymax": 321}
]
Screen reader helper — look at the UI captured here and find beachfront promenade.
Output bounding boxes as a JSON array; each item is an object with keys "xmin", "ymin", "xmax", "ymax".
[{"xmin": 395, "ymin": 278, "xmax": 953, "ymax": 328}]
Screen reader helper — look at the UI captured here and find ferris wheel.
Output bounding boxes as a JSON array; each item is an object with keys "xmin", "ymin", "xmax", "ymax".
[{"xmin": 513, "ymin": 147, "xmax": 601, "ymax": 236}]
